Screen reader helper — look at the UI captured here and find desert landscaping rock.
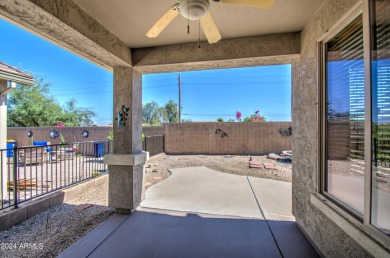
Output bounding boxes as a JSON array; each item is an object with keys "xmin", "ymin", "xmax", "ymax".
[
  {"xmin": 0, "ymin": 183, "xmax": 114, "ymax": 258},
  {"xmin": 267, "ymin": 153, "xmax": 280, "ymax": 160},
  {"xmin": 149, "ymin": 154, "xmax": 292, "ymax": 183}
]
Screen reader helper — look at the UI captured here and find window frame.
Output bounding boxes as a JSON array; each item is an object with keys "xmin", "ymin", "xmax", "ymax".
[
  {"xmin": 318, "ymin": 2, "xmax": 365, "ymax": 221},
  {"xmin": 318, "ymin": 0, "xmax": 389, "ymax": 239}
]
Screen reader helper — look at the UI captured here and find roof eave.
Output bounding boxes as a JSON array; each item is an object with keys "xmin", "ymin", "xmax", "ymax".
[{"xmin": 0, "ymin": 71, "xmax": 35, "ymax": 86}]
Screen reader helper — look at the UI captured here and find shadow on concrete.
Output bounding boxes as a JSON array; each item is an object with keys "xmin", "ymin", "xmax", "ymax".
[{"xmin": 60, "ymin": 208, "xmax": 319, "ymax": 258}]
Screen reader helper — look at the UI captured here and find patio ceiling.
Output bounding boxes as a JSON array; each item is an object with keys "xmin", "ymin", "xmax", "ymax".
[
  {"xmin": 0, "ymin": 0, "xmax": 323, "ymax": 71},
  {"xmin": 72, "ymin": 0, "xmax": 324, "ymax": 48}
]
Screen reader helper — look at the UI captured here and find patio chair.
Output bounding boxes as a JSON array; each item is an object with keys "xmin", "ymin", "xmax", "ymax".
[
  {"xmin": 19, "ymin": 147, "xmax": 45, "ymax": 165},
  {"xmin": 57, "ymin": 143, "xmax": 78, "ymax": 161}
]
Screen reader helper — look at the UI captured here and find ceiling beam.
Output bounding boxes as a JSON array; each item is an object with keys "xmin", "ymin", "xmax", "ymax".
[
  {"xmin": 0, "ymin": 0, "xmax": 132, "ymax": 69},
  {"xmin": 132, "ymin": 33, "xmax": 300, "ymax": 73}
]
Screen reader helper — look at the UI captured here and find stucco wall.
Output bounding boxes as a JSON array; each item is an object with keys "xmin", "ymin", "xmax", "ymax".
[
  {"xmin": 164, "ymin": 122, "xmax": 292, "ymax": 155},
  {"xmin": 7, "ymin": 126, "xmax": 163, "ymax": 146},
  {"xmin": 292, "ymin": 0, "xmax": 376, "ymax": 257}
]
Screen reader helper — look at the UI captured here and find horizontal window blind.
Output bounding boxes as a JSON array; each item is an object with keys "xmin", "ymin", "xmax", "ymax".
[
  {"xmin": 325, "ymin": 15, "xmax": 365, "ymax": 214},
  {"xmin": 371, "ymin": 0, "xmax": 390, "ymax": 235}
]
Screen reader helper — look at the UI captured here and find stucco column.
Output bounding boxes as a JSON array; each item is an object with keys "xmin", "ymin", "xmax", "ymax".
[
  {"xmin": 0, "ymin": 81, "xmax": 8, "ymax": 201},
  {"xmin": 104, "ymin": 67, "xmax": 147, "ymax": 214}
]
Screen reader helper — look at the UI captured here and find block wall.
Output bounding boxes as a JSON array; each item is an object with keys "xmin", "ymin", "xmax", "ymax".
[
  {"xmin": 164, "ymin": 122, "xmax": 292, "ymax": 155},
  {"xmin": 7, "ymin": 126, "xmax": 163, "ymax": 146}
]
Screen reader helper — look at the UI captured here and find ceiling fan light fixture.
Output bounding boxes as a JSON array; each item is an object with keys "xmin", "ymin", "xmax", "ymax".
[{"xmin": 178, "ymin": 0, "xmax": 210, "ymax": 20}]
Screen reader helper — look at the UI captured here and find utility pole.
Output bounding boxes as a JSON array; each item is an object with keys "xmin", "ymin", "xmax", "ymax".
[{"xmin": 178, "ymin": 74, "xmax": 181, "ymax": 123}]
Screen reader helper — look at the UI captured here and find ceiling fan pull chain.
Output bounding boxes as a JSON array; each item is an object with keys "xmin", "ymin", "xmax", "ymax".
[
  {"xmin": 198, "ymin": 20, "xmax": 201, "ymax": 49},
  {"xmin": 187, "ymin": 0, "xmax": 190, "ymax": 34}
]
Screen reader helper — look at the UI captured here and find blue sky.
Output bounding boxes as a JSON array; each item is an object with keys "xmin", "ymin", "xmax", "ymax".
[
  {"xmin": 144, "ymin": 67, "xmax": 291, "ymax": 121},
  {"xmin": 0, "ymin": 17, "xmax": 291, "ymax": 124}
]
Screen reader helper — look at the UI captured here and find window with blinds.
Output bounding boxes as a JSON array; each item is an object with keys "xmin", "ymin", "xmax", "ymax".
[
  {"xmin": 325, "ymin": 15, "xmax": 365, "ymax": 214},
  {"xmin": 371, "ymin": 0, "xmax": 390, "ymax": 235}
]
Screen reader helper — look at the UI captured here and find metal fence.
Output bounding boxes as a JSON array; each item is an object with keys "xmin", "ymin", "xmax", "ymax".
[
  {"xmin": 0, "ymin": 140, "xmax": 112, "ymax": 210},
  {"xmin": 142, "ymin": 135, "xmax": 164, "ymax": 156},
  {"xmin": 0, "ymin": 135, "xmax": 164, "ymax": 211}
]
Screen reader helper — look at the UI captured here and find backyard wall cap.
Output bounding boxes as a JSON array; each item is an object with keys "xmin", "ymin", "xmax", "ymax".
[{"xmin": 104, "ymin": 152, "xmax": 148, "ymax": 166}]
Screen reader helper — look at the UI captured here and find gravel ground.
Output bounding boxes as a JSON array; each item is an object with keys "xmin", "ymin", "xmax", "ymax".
[
  {"xmin": 145, "ymin": 154, "xmax": 292, "ymax": 184},
  {"xmin": 0, "ymin": 154, "xmax": 291, "ymax": 257},
  {"xmin": 0, "ymin": 183, "xmax": 113, "ymax": 258}
]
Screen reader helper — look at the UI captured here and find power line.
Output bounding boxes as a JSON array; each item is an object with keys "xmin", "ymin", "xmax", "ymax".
[
  {"xmin": 143, "ymin": 77, "xmax": 178, "ymax": 83},
  {"xmin": 182, "ymin": 113, "xmax": 291, "ymax": 116},
  {"xmin": 51, "ymin": 85, "xmax": 112, "ymax": 92},
  {"xmin": 143, "ymin": 84, "xmax": 177, "ymax": 89},
  {"xmin": 146, "ymin": 74, "xmax": 290, "ymax": 81},
  {"xmin": 182, "ymin": 82, "xmax": 290, "ymax": 86},
  {"xmin": 54, "ymin": 91, "xmax": 112, "ymax": 97},
  {"xmin": 182, "ymin": 99, "xmax": 290, "ymax": 103}
]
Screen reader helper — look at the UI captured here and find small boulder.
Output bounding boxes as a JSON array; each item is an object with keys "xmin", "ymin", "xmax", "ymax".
[{"xmin": 267, "ymin": 153, "xmax": 280, "ymax": 160}]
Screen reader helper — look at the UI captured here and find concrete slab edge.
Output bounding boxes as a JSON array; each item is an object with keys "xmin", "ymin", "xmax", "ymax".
[
  {"xmin": 0, "ymin": 174, "xmax": 108, "ymax": 232},
  {"xmin": 58, "ymin": 213, "xmax": 129, "ymax": 258}
]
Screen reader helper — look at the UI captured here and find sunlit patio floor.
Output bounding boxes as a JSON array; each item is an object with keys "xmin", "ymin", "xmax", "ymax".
[{"xmin": 59, "ymin": 166, "xmax": 319, "ymax": 258}]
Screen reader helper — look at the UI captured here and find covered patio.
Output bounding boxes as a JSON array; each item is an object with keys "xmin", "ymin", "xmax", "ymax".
[
  {"xmin": 0, "ymin": 0, "xmax": 389, "ymax": 257},
  {"xmin": 60, "ymin": 166, "xmax": 318, "ymax": 258}
]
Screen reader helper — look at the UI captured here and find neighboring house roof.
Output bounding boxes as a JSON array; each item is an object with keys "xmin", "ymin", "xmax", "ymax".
[{"xmin": 0, "ymin": 62, "xmax": 35, "ymax": 86}]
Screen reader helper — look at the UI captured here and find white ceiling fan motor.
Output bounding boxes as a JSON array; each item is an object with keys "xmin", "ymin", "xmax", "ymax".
[{"xmin": 178, "ymin": 0, "xmax": 210, "ymax": 20}]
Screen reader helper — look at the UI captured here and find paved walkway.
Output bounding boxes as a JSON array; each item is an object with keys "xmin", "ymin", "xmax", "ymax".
[{"xmin": 60, "ymin": 167, "xmax": 319, "ymax": 258}]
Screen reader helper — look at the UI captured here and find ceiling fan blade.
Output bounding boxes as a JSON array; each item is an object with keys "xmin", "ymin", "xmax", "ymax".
[
  {"xmin": 146, "ymin": 6, "xmax": 179, "ymax": 38},
  {"xmin": 200, "ymin": 11, "xmax": 221, "ymax": 44},
  {"xmin": 220, "ymin": 0, "xmax": 274, "ymax": 9}
]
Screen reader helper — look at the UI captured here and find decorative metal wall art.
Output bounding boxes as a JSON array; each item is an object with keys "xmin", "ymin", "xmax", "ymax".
[
  {"xmin": 279, "ymin": 127, "xmax": 292, "ymax": 136},
  {"xmin": 116, "ymin": 105, "xmax": 130, "ymax": 127},
  {"xmin": 82, "ymin": 130, "xmax": 89, "ymax": 139},
  {"xmin": 215, "ymin": 128, "xmax": 228, "ymax": 138},
  {"xmin": 50, "ymin": 130, "xmax": 60, "ymax": 139}
]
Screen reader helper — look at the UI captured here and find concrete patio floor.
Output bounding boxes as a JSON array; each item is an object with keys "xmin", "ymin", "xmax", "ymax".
[{"xmin": 60, "ymin": 166, "xmax": 319, "ymax": 258}]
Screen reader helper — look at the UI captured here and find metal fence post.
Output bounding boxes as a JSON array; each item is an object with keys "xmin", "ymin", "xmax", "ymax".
[{"xmin": 12, "ymin": 145, "xmax": 18, "ymax": 209}]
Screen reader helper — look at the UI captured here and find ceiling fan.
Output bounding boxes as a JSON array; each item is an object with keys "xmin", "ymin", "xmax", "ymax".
[{"xmin": 146, "ymin": 0, "xmax": 275, "ymax": 44}]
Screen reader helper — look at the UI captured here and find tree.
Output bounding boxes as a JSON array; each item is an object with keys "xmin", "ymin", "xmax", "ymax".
[
  {"xmin": 249, "ymin": 110, "xmax": 266, "ymax": 122},
  {"xmin": 235, "ymin": 110, "xmax": 267, "ymax": 123},
  {"xmin": 60, "ymin": 99, "xmax": 95, "ymax": 126},
  {"xmin": 8, "ymin": 74, "xmax": 96, "ymax": 127},
  {"xmin": 164, "ymin": 100, "xmax": 178, "ymax": 123},
  {"xmin": 243, "ymin": 116, "xmax": 252, "ymax": 122},
  {"xmin": 217, "ymin": 118, "xmax": 224, "ymax": 122},
  {"xmin": 143, "ymin": 100, "xmax": 179, "ymax": 125},
  {"xmin": 142, "ymin": 101, "xmax": 161, "ymax": 125}
]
